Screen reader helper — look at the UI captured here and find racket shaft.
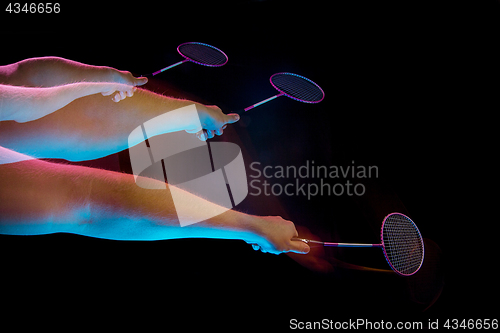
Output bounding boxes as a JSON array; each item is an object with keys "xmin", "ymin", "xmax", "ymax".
[
  {"xmin": 293, "ymin": 238, "xmax": 382, "ymax": 248},
  {"xmin": 323, "ymin": 242, "xmax": 382, "ymax": 248},
  {"xmin": 152, "ymin": 60, "xmax": 188, "ymax": 76},
  {"xmin": 244, "ymin": 93, "xmax": 285, "ymax": 112}
]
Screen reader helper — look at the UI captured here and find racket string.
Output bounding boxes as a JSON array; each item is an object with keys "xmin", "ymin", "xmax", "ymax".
[
  {"xmin": 382, "ymin": 214, "xmax": 424, "ymax": 275},
  {"xmin": 272, "ymin": 78, "xmax": 322, "ymax": 101},
  {"xmin": 178, "ymin": 43, "xmax": 227, "ymax": 67},
  {"xmin": 270, "ymin": 73, "xmax": 324, "ymax": 103}
]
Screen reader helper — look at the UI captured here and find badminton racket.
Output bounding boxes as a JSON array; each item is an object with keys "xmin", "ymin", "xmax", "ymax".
[
  {"xmin": 144, "ymin": 42, "xmax": 228, "ymax": 77},
  {"xmin": 200, "ymin": 72, "xmax": 323, "ymax": 139},
  {"xmin": 293, "ymin": 212, "xmax": 424, "ymax": 276},
  {"xmin": 235, "ymin": 72, "xmax": 324, "ymax": 115}
]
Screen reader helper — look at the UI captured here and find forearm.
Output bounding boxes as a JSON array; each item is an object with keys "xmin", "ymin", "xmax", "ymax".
[
  {"xmin": 0, "ymin": 82, "xmax": 133, "ymax": 122},
  {"xmin": 0, "ymin": 158, "xmax": 262, "ymax": 243},
  {"xmin": 0, "ymin": 56, "xmax": 114, "ymax": 87},
  {"xmin": 86, "ymin": 166, "xmax": 260, "ymax": 241},
  {"xmin": 0, "ymin": 88, "xmax": 204, "ymax": 160}
]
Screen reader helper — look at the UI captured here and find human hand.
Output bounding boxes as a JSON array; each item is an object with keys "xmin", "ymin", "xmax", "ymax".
[
  {"xmin": 101, "ymin": 69, "xmax": 148, "ymax": 102},
  {"xmin": 100, "ymin": 83, "xmax": 138, "ymax": 102},
  {"xmin": 185, "ymin": 105, "xmax": 240, "ymax": 141},
  {"xmin": 247, "ymin": 216, "xmax": 311, "ymax": 255},
  {"xmin": 107, "ymin": 68, "xmax": 149, "ymax": 87},
  {"xmin": 286, "ymin": 225, "xmax": 335, "ymax": 274}
]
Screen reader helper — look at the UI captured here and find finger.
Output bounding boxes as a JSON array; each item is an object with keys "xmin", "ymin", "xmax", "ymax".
[
  {"xmin": 215, "ymin": 127, "xmax": 223, "ymax": 136},
  {"xmin": 206, "ymin": 130, "xmax": 215, "ymax": 139},
  {"xmin": 134, "ymin": 76, "xmax": 148, "ymax": 86},
  {"xmin": 113, "ymin": 93, "xmax": 121, "ymax": 102},
  {"xmin": 117, "ymin": 70, "xmax": 148, "ymax": 86},
  {"xmin": 128, "ymin": 86, "xmax": 137, "ymax": 97},
  {"xmin": 119, "ymin": 91, "xmax": 126, "ymax": 100},
  {"xmin": 224, "ymin": 113, "xmax": 240, "ymax": 125},
  {"xmin": 288, "ymin": 240, "xmax": 311, "ymax": 254},
  {"xmin": 196, "ymin": 130, "xmax": 208, "ymax": 141}
]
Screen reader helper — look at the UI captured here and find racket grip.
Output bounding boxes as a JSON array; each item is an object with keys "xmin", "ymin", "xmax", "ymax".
[{"xmin": 292, "ymin": 238, "xmax": 314, "ymax": 244}]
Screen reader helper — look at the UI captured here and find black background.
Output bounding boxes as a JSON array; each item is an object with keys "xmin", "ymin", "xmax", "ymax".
[{"xmin": 0, "ymin": 0, "xmax": 498, "ymax": 330}]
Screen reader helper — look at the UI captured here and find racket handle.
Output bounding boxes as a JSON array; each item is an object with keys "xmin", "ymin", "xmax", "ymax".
[{"xmin": 292, "ymin": 238, "xmax": 323, "ymax": 245}]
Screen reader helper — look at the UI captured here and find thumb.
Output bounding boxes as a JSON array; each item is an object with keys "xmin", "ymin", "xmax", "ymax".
[
  {"xmin": 133, "ymin": 76, "xmax": 148, "ymax": 86},
  {"xmin": 224, "ymin": 113, "xmax": 240, "ymax": 125},
  {"xmin": 289, "ymin": 240, "xmax": 310, "ymax": 254}
]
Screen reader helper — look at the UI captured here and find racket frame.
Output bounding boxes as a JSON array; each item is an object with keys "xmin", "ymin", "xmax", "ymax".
[
  {"xmin": 270, "ymin": 72, "xmax": 325, "ymax": 104},
  {"xmin": 380, "ymin": 212, "xmax": 425, "ymax": 277},
  {"xmin": 177, "ymin": 42, "xmax": 228, "ymax": 67}
]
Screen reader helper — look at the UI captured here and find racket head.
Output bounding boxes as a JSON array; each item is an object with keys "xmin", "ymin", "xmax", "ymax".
[
  {"xmin": 177, "ymin": 42, "xmax": 228, "ymax": 67},
  {"xmin": 270, "ymin": 72, "xmax": 325, "ymax": 104},
  {"xmin": 381, "ymin": 212, "xmax": 424, "ymax": 276}
]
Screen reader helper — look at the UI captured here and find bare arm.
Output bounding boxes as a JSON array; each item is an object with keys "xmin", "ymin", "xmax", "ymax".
[
  {"xmin": 0, "ymin": 56, "xmax": 148, "ymax": 106},
  {"xmin": 0, "ymin": 153, "xmax": 310, "ymax": 255},
  {"xmin": 0, "ymin": 56, "xmax": 148, "ymax": 88},
  {"xmin": 0, "ymin": 82, "xmax": 137, "ymax": 123},
  {"xmin": 0, "ymin": 88, "xmax": 239, "ymax": 161}
]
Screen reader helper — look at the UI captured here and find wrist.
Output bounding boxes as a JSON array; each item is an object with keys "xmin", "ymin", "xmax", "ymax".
[
  {"xmin": 97, "ymin": 66, "xmax": 118, "ymax": 82},
  {"xmin": 233, "ymin": 212, "xmax": 267, "ymax": 243},
  {"xmin": 197, "ymin": 209, "xmax": 264, "ymax": 243},
  {"xmin": 194, "ymin": 103, "xmax": 209, "ymax": 124}
]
